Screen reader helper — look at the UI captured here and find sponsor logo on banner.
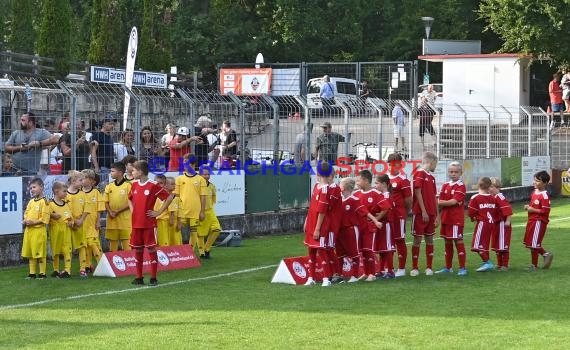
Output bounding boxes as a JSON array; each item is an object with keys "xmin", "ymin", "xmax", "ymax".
[
  {"xmin": 90, "ymin": 66, "xmax": 167, "ymax": 89},
  {"xmin": 112, "ymin": 255, "xmax": 127, "ymax": 271},
  {"xmin": 219, "ymin": 68, "xmax": 272, "ymax": 96},
  {"xmin": 157, "ymin": 250, "xmax": 169, "ymax": 266},
  {"xmin": 292, "ymin": 261, "xmax": 307, "ymax": 279}
]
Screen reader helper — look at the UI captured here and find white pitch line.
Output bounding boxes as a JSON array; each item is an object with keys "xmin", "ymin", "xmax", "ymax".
[{"xmin": 0, "ymin": 264, "xmax": 277, "ymax": 312}]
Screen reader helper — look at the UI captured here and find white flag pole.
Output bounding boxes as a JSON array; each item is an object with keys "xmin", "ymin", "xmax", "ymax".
[{"xmin": 123, "ymin": 27, "xmax": 138, "ymax": 131}]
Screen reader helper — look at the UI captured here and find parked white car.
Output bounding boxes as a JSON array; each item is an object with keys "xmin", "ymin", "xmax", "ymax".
[{"xmin": 306, "ymin": 77, "xmax": 364, "ymax": 115}]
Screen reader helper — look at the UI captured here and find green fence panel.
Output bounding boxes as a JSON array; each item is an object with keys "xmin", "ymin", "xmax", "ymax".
[
  {"xmin": 501, "ymin": 157, "xmax": 522, "ymax": 187},
  {"xmin": 279, "ymin": 166, "xmax": 310, "ymax": 209},
  {"xmin": 245, "ymin": 167, "xmax": 280, "ymax": 213}
]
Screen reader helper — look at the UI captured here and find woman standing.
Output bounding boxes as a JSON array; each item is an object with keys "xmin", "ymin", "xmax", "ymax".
[
  {"xmin": 114, "ymin": 129, "xmax": 135, "ymax": 162},
  {"xmin": 140, "ymin": 126, "xmax": 164, "ymax": 161}
]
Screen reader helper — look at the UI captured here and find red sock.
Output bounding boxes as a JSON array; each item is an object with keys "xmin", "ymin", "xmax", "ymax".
[
  {"xmin": 363, "ymin": 251, "xmax": 375, "ymax": 275},
  {"xmin": 318, "ymin": 249, "xmax": 331, "ymax": 278},
  {"xmin": 495, "ymin": 252, "xmax": 502, "ymax": 267},
  {"xmin": 327, "ymin": 249, "xmax": 340, "ymax": 275},
  {"xmin": 351, "ymin": 256, "xmax": 360, "ymax": 277},
  {"xmin": 426, "ymin": 244, "xmax": 434, "ymax": 269},
  {"xmin": 308, "ymin": 248, "xmax": 318, "ymax": 278},
  {"xmin": 412, "ymin": 245, "xmax": 420, "ymax": 269},
  {"xmin": 396, "ymin": 240, "xmax": 407, "ymax": 269},
  {"xmin": 444, "ymin": 242, "xmax": 454, "ymax": 269},
  {"xmin": 531, "ymin": 249, "xmax": 539, "ymax": 267},
  {"xmin": 377, "ymin": 253, "xmax": 385, "ymax": 274},
  {"xmin": 149, "ymin": 250, "xmax": 158, "ymax": 279},
  {"xmin": 385, "ymin": 252, "xmax": 394, "ymax": 274},
  {"xmin": 503, "ymin": 251, "xmax": 510, "ymax": 267},
  {"xmin": 535, "ymin": 247, "xmax": 546, "ymax": 255},
  {"xmin": 456, "ymin": 241, "xmax": 466, "ymax": 269},
  {"xmin": 479, "ymin": 251, "xmax": 489, "ymax": 262},
  {"xmin": 135, "ymin": 250, "xmax": 144, "ymax": 279}
]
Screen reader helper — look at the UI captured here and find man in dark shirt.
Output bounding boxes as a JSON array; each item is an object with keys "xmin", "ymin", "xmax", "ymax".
[{"xmin": 90, "ymin": 114, "xmax": 116, "ymax": 173}]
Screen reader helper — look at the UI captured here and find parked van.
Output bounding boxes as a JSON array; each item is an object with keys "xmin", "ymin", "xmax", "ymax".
[{"xmin": 306, "ymin": 77, "xmax": 363, "ymax": 114}]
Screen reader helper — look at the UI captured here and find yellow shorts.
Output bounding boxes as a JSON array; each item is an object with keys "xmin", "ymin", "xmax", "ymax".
[
  {"xmin": 87, "ymin": 236, "xmax": 100, "ymax": 247},
  {"xmin": 169, "ymin": 225, "xmax": 182, "ymax": 246},
  {"xmin": 21, "ymin": 226, "xmax": 47, "ymax": 259},
  {"xmin": 197, "ymin": 210, "xmax": 221, "ymax": 237},
  {"xmin": 71, "ymin": 226, "xmax": 86, "ymax": 249},
  {"xmin": 179, "ymin": 217, "xmax": 199, "ymax": 229},
  {"xmin": 105, "ymin": 229, "xmax": 131, "ymax": 241},
  {"xmin": 156, "ymin": 220, "xmax": 170, "ymax": 246},
  {"xmin": 49, "ymin": 223, "xmax": 71, "ymax": 255}
]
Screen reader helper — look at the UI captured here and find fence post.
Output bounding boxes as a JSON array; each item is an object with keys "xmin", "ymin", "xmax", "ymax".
[
  {"xmin": 33, "ymin": 54, "xmax": 39, "ymax": 75},
  {"xmin": 56, "ymin": 80, "xmax": 77, "ymax": 170},
  {"xmin": 398, "ymin": 100, "xmax": 414, "ymax": 159},
  {"xmin": 480, "ymin": 104, "xmax": 491, "ymax": 159},
  {"xmin": 499, "ymin": 105, "xmax": 513, "ymax": 157},
  {"xmin": 294, "ymin": 96, "xmax": 311, "ymax": 166},
  {"xmin": 455, "ymin": 103, "xmax": 467, "ymax": 160},
  {"xmin": 261, "ymin": 95, "xmax": 280, "ymax": 162},
  {"xmin": 366, "ymin": 98, "xmax": 384, "ymax": 159},
  {"xmin": 539, "ymin": 107, "xmax": 550, "ymax": 159},
  {"xmin": 227, "ymin": 92, "xmax": 245, "ymax": 166},
  {"xmin": 123, "ymin": 86, "xmax": 141, "ymax": 159},
  {"xmin": 340, "ymin": 103, "xmax": 350, "ymax": 158},
  {"xmin": 520, "ymin": 106, "xmax": 533, "ymax": 157}
]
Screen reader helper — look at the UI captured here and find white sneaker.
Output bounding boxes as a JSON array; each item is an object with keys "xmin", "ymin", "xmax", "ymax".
[
  {"xmin": 347, "ymin": 276, "xmax": 359, "ymax": 283},
  {"xmin": 425, "ymin": 268, "xmax": 434, "ymax": 276},
  {"xmin": 410, "ymin": 269, "xmax": 420, "ymax": 277},
  {"xmin": 321, "ymin": 278, "xmax": 331, "ymax": 287},
  {"xmin": 395, "ymin": 269, "xmax": 406, "ymax": 277},
  {"xmin": 365, "ymin": 274, "xmax": 377, "ymax": 282},
  {"xmin": 304, "ymin": 278, "xmax": 315, "ymax": 286}
]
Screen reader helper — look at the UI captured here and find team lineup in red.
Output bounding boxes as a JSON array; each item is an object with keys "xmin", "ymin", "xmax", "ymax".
[{"xmin": 303, "ymin": 151, "xmax": 554, "ymax": 286}]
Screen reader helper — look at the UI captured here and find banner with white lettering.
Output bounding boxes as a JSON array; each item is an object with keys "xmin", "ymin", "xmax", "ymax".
[
  {"xmin": 90, "ymin": 67, "xmax": 167, "ymax": 89},
  {"xmin": 219, "ymin": 68, "xmax": 272, "ymax": 96},
  {"xmin": 0, "ymin": 177, "xmax": 23, "ymax": 235}
]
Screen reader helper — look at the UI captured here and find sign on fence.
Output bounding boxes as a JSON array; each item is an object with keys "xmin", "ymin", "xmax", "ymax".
[
  {"xmin": 219, "ymin": 68, "xmax": 272, "ymax": 95},
  {"xmin": 90, "ymin": 66, "xmax": 167, "ymax": 89},
  {"xmin": 0, "ymin": 177, "xmax": 23, "ymax": 235}
]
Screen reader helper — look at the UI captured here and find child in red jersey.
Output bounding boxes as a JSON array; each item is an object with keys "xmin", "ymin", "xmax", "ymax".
[
  {"xmin": 374, "ymin": 174, "xmax": 396, "ymax": 279},
  {"xmin": 354, "ymin": 170, "xmax": 384, "ymax": 281},
  {"xmin": 468, "ymin": 177, "xmax": 498, "ymax": 272},
  {"xmin": 303, "ymin": 162, "xmax": 337, "ymax": 287},
  {"xmin": 322, "ymin": 172, "xmax": 344, "ymax": 284},
  {"xmin": 387, "ymin": 153, "xmax": 412, "ymax": 277},
  {"xmin": 338, "ymin": 177, "xmax": 382, "ymax": 283},
  {"xmin": 489, "ymin": 177, "xmax": 513, "ymax": 270},
  {"xmin": 411, "ymin": 151, "xmax": 438, "ymax": 277},
  {"xmin": 129, "ymin": 160, "xmax": 174, "ymax": 286},
  {"xmin": 436, "ymin": 161, "xmax": 467, "ymax": 276},
  {"xmin": 523, "ymin": 171, "xmax": 553, "ymax": 270}
]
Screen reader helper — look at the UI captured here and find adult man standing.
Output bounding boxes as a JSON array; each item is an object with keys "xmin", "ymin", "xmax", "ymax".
[
  {"xmin": 315, "ymin": 122, "xmax": 345, "ymax": 164},
  {"xmin": 392, "ymin": 102, "xmax": 406, "ymax": 151},
  {"xmin": 319, "ymin": 75, "xmax": 335, "ymax": 107},
  {"xmin": 90, "ymin": 114, "xmax": 116, "ymax": 174},
  {"xmin": 549, "ymin": 72, "xmax": 565, "ymax": 127},
  {"xmin": 4, "ymin": 112, "xmax": 59, "ymax": 175}
]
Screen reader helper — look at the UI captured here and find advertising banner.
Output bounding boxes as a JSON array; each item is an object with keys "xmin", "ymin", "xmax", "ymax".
[
  {"xmin": 0, "ymin": 177, "xmax": 23, "ymax": 235},
  {"xmin": 219, "ymin": 68, "xmax": 272, "ymax": 95}
]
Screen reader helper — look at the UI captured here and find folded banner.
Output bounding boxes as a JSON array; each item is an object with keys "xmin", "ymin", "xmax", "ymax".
[{"xmin": 94, "ymin": 245, "xmax": 201, "ymax": 278}]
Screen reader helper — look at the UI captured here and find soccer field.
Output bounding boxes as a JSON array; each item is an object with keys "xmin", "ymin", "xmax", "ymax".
[{"xmin": 1, "ymin": 198, "xmax": 570, "ymax": 350}]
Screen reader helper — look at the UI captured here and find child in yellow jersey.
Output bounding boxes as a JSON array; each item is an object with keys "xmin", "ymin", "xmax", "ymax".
[
  {"xmin": 48, "ymin": 181, "xmax": 74, "ymax": 278},
  {"xmin": 104, "ymin": 162, "xmax": 132, "ymax": 251},
  {"xmin": 22, "ymin": 178, "xmax": 51, "ymax": 279},
  {"xmin": 167, "ymin": 177, "xmax": 183, "ymax": 245},
  {"xmin": 154, "ymin": 175, "xmax": 170, "ymax": 246},
  {"xmin": 197, "ymin": 168, "xmax": 222, "ymax": 259},
  {"xmin": 174, "ymin": 153, "xmax": 207, "ymax": 251},
  {"xmin": 67, "ymin": 171, "xmax": 88, "ymax": 277},
  {"xmin": 81, "ymin": 169, "xmax": 103, "ymax": 273},
  {"xmin": 122, "ymin": 155, "xmax": 137, "ymax": 182}
]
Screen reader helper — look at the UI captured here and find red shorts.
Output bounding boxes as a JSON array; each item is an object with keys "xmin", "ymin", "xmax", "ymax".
[
  {"xmin": 471, "ymin": 221, "xmax": 495, "ymax": 252},
  {"xmin": 412, "ymin": 214, "xmax": 436, "ymax": 236},
  {"xmin": 524, "ymin": 220, "xmax": 548, "ymax": 249},
  {"xmin": 491, "ymin": 221, "xmax": 512, "ymax": 251},
  {"xmin": 337, "ymin": 226, "xmax": 360, "ymax": 259},
  {"xmin": 130, "ymin": 228, "xmax": 157, "ymax": 249},
  {"xmin": 375, "ymin": 223, "xmax": 395, "ymax": 253},
  {"xmin": 360, "ymin": 232, "xmax": 377, "ymax": 252},
  {"xmin": 440, "ymin": 224, "xmax": 464, "ymax": 240},
  {"xmin": 304, "ymin": 231, "xmax": 334, "ymax": 249},
  {"xmin": 392, "ymin": 217, "xmax": 407, "ymax": 240}
]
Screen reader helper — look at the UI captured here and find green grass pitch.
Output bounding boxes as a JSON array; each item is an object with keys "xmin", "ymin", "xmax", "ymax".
[{"xmin": 1, "ymin": 198, "xmax": 570, "ymax": 349}]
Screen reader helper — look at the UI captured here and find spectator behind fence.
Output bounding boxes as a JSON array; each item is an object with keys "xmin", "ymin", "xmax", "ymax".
[
  {"xmin": 57, "ymin": 112, "xmax": 70, "ymax": 132},
  {"xmin": 114, "ymin": 129, "xmax": 136, "ymax": 162},
  {"xmin": 319, "ymin": 75, "xmax": 335, "ymax": 107},
  {"xmin": 140, "ymin": 126, "xmax": 164, "ymax": 162},
  {"xmin": 219, "ymin": 121, "xmax": 238, "ymax": 161},
  {"xmin": 392, "ymin": 102, "xmax": 406, "ymax": 152},
  {"xmin": 315, "ymin": 121, "xmax": 345, "ymax": 164},
  {"xmin": 293, "ymin": 126, "xmax": 307, "ymax": 164},
  {"xmin": 59, "ymin": 121, "xmax": 90, "ymax": 172},
  {"xmin": 194, "ymin": 116, "xmax": 218, "ymax": 166},
  {"xmin": 90, "ymin": 114, "xmax": 116, "ymax": 174},
  {"xmin": 1, "ymin": 153, "xmax": 22, "ymax": 176},
  {"xmin": 160, "ymin": 123, "xmax": 176, "ymax": 166},
  {"xmin": 4, "ymin": 112, "xmax": 60, "ymax": 175},
  {"xmin": 549, "ymin": 72, "xmax": 565, "ymax": 126}
]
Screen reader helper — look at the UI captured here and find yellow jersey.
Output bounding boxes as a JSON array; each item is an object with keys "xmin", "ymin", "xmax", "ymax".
[
  {"xmin": 154, "ymin": 195, "xmax": 180, "ymax": 221},
  {"xmin": 204, "ymin": 181, "xmax": 217, "ymax": 210},
  {"xmin": 174, "ymin": 173, "xmax": 208, "ymax": 219},
  {"xmin": 48, "ymin": 199, "xmax": 73, "ymax": 225},
  {"xmin": 82, "ymin": 187, "xmax": 104, "ymax": 238},
  {"xmin": 24, "ymin": 197, "xmax": 51, "ymax": 226},
  {"xmin": 66, "ymin": 189, "xmax": 85, "ymax": 220},
  {"xmin": 104, "ymin": 179, "xmax": 132, "ymax": 230}
]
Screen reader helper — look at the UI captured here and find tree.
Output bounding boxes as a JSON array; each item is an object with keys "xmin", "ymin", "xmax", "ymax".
[
  {"xmin": 88, "ymin": 0, "xmax": 124, "ymax": 66},
  {"xmin": 37, "ymin": 0, "xmax": 72, "ymax": 78},
  {"xmin": 138, "ymin": 0, "xmax": 173, "ymax": 72},
  {"xmin": 7, "ymin": 0, "xmax": 35, "ymax": 54},
  {"xmin": 480, "ymin": 0, "xmax": 570, "ymax": 67}
]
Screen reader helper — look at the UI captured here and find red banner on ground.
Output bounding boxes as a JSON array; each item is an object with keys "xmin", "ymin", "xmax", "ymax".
[{"xmin": 94, "ymin": 245, "xmax": 201, "ymax": 278}]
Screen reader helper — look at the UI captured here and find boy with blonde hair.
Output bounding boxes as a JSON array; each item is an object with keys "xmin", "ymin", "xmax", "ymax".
[
  {"xmin": 489, "ymin": 177, "xmax": 513, "ymax": 270},
  {"xmin": 48, "ymin": 181, "xmax": 74, "ymax": 278},
  {"xmin": 154, "ymin": 174, "xmax": 171, "ymax": 246},
  {"xmin": 82, "ymin": 169, "xmax": 104, "ymax": 272},
  {"xmin": 104, "ymin": 162, "xmax": 132, "ymax": 251},
  {"xmin": 22, "ymin": 178, "xmax": 50, "ymax": 279},
  {"xmin": 197, "ymin": 168, "xmax": 222, "ymax": 258},
  {"xmin": 67, "ymin": 170, "xmax": 88, "ymax": 277}
]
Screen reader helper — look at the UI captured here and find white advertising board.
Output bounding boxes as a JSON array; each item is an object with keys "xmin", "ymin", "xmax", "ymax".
[{"xmin": 0, "ymin": 177, "xmax": 23, "ymax": 235}]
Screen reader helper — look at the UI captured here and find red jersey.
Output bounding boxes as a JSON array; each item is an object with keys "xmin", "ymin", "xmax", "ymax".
[
  {"xmin": 412, "ymin": 168, "xmax": 437, "ymax": 215},
  {"xmin": 377, "ymin": 192, "xmax": 394, "ymax": 222},
  {"xmin": 353, "ymin": 188, "xmax": 383, "ymax": 233},
  {"xmin": 439, "ymin": 180, "xmax": 466, "ymax": 226},
  {"xmin": 389, "ymin": 174, "xmax": 411, "ymax": 219},
  {"xmin": 168, "ymin": 137, "xmax": 192, "ymax": 172},
  {"xmin": 494, "ymin": 192, "xmax": 513, "ymax": 222},
  {"xmin": 304, "ymin": 184, "xmax": 330, "ymax": 236},
  {"xmin": 129, "ymin": 179, "xmax": 170, "ymax": 228},
  {"xmin": 528, "ymin": 190, "xmax": 550, "ymax": 223},
  {"xmin": 340, "ymin": 195, "xmax": 369, "ymax": 228},
  {"xmin": 467, "ymin": 193, "xmax": 498, "ymax": 224},
  {"xmin": 549, "ymin": 79, "xmax": 563, "ymax": 104},
  {"xmin": 326, "ymin": 183, "xmax": 343, "ymax": 234}
]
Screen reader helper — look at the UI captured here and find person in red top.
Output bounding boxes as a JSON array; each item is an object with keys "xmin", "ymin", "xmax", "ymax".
[
  {"xmin": 549, "ymin": 72, "xmax": 565, "ymax": 126},
  {"xmin": 374, "ymin": 174, "xmax": 396, "ymax": 279},
  {"xmin": 322, "ymin": 175, "xmax": 343, "ymax": 284},
  {"xmin": 523, "ymin": 171, "xmax": 554, "ymax": 270},
  {"xmin": 168, "ymin": 127, "xmax": 201, "ymax": 172},
  {"xmin": 129, "ymin": 160, "xmax": 174, "ymax": 286},
  {"xmin": 411, "ymin": 151, "xmax": 438, "ymax": 277},
  {"xmin": 436, "ymin": 161, "xmax": 467, "ymax": 276},
  {"xmin": 387, "ymin": 153, "xmax": 412, "ymax": 277},
  {"xmin": 467, "ymin": 177, "xmax": 498, "ymax": 272},
  {"xmin": 303, "ymin": 162, "xmax": 337, "ymax": 287},
  {"xmin": 489, "ymin": 177, "xmax": 514, "ymax": 270},
  {"xmin": 338, "ymin": 177, "xmax": 381, "ymax": 283},
  {"xmin": 354, "ymin": 169, "xmax": 384, "ymax": 282}
]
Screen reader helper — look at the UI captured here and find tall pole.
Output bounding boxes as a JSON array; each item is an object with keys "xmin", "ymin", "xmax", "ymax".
[{"xmin": 421, "ymin": 17, "xmax": 434, "ymax": 82}]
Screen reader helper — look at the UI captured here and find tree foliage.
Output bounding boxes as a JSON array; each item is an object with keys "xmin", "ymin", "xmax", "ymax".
[
  {"xmin": 479, "ymin": 0, "xmax": 570, "ymax": 68},
  {"xmin": 37, "ymin": 0, "xmax": 72, "ymax": 78},
  {"xmin": 88, "ymin": 0, "xmax": 124, "ymax": 66},
  {"xmin": 138, "ymin": 0, "xmax": 173, "ymax": 72},
  {"xmin": 8, "ymin": 0, "xmax": 35, "ymax": 54}
]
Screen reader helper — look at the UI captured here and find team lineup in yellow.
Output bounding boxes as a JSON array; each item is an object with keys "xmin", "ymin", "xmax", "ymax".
[{"xmin": 20, "ymin": 153, "xmax": 221, "ymax": 283}]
